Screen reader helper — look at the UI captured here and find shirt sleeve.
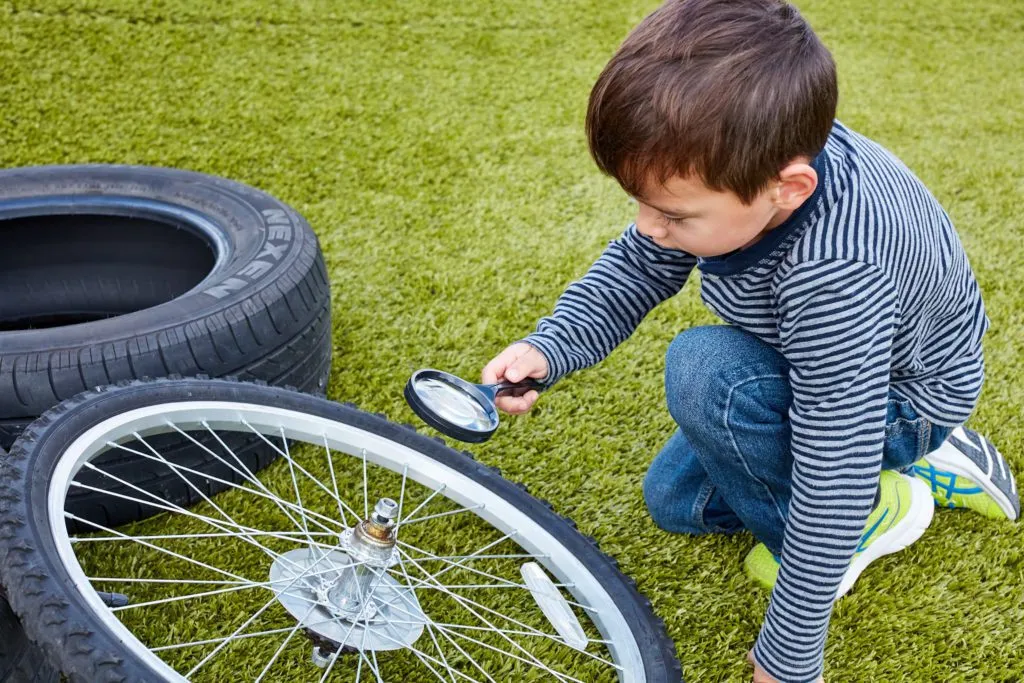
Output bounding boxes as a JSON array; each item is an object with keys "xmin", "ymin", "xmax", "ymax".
[
  {"xmin": 753, "ymin": 259, "xmax": 900, "ymax": 682},
  {"xmin": 522, "ymin": 224, "xmax": 697, "ymax": 384}
]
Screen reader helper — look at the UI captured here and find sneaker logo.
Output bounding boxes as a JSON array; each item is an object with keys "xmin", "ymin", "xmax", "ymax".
[
  {"xmin": 856, "ymin": 509, "xmax": 889, "ymax": 554},
  {"xmin": 912, "ymin": 463, "xmax": 983, "ymax": 503}
]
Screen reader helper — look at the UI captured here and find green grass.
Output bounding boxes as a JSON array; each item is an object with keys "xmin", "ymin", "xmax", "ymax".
[{"xmin": 2, "ymin": 0, "xmax": 1023, "ymax": 680}]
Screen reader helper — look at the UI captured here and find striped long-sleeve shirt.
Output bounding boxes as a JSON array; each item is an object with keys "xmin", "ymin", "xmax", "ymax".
[{"xmin": 523, "ymin": 121, "xmax": 988, "ymax": 682}]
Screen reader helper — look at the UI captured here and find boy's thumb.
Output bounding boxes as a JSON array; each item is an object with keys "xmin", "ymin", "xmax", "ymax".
[{"xmin": 505, "ymin": 366, "xmax": 521, "ymax": 382}]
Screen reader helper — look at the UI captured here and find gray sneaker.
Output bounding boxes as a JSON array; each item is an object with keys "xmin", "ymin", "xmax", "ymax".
[{"xmin": 912, "ymin": 427, "xmax": 1020, "ymax": 521}]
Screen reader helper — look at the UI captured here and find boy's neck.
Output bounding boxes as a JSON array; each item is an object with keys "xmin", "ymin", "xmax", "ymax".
[{"xmin": 741, "ymin": 205, "xmax": 798, "ymax": 249}]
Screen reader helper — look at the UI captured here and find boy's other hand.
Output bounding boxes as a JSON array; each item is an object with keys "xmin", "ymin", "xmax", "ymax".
[
  {"xmin": 747, "ymin": 650, "xmax": 823, "ymax": 683},
  {"xmin": 481, "ymin": 342, "xmax": 549, "ymax": 415}
]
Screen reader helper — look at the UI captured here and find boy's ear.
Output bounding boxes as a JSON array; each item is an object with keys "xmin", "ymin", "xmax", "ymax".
[{"xmin": 773, "ymin": 160, "xmax": 818, "ymax": 209}]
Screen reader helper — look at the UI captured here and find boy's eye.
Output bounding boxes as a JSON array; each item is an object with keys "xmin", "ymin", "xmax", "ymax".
[{"xmin": 662, "ymin": 214, "xmax": 688, "ymax": 226}]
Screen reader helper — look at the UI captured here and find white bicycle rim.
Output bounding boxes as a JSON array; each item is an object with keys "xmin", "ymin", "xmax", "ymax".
[{"xmin": 45, "ymin": 400, "xmax": 647, "ymax": 682}]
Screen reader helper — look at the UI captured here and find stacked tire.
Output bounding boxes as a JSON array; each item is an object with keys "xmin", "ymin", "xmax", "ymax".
[
  {"xmin": 0, "ymin": 165, "xmax": 334, "ymax": 681},
  {"xmin": 0, "ymin": 165, "xmax": 332, "ymax": 444}
]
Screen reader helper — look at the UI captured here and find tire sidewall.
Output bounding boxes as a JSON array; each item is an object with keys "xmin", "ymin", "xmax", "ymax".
[{"xmin": 0, "ymin": 164, "xmax": 316, "ymax": 353}]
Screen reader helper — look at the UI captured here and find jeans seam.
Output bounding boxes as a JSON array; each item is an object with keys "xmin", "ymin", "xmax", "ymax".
[
  {"xmin": 917, "ymin": 419, "xmax": 933, "ymax": 461},
  {"xmin": 692, "ymin": 479, "xmax": 717, "ymax": 532},
  {"xmin": 722, "ymin": 372, "xmax": 789, "ymax": 524}
]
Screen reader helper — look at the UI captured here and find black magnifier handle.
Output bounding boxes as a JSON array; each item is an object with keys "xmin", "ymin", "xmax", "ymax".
[
  {"xmin": 476, "ymin": 378, "xmax": 544, "ymax": 402},
  {"xmin": 488, "ymin": 378, "xmax": 544, "ymax": 393}
]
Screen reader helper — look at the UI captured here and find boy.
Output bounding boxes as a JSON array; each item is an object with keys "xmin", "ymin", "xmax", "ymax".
[{"xmin": 480, "ymin": 0, "xmax": 1020, "ymax": 681}]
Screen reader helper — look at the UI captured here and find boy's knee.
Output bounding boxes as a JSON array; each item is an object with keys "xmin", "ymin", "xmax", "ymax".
[
  {"xmin": 642, "ymin": 466, "xmax": 707, "ymax": 536},
  {"xmin": 664, "ymin": 325, "xmax": 787, "ymax": 425},
  {"xmin": 665, "ymin": 326, "xmax": 749, "ymax": 418}
]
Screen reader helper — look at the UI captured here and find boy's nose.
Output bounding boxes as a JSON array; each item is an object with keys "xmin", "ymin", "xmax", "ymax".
[{"xmin": 634, "ymin": 209, "xmax": 666, "ymax": 239}]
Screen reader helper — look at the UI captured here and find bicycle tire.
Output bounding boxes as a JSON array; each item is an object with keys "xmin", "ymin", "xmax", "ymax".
[{"xmin": 0, "ymin": 377, "xmax": 682, "ymax": 682}]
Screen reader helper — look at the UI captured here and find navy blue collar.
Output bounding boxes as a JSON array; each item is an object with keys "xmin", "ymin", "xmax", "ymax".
[{"xmin": 696, "ymin": 149, "xmax": 829, "ymax": 276}]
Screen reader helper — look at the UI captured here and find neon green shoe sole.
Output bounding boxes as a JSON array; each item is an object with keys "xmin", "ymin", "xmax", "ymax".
[{"xmin": 744, "ymin": 470, "xmax": 933, "ymax": 597}]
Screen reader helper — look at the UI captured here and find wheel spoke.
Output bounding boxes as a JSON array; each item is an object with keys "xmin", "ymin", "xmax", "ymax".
[
  {"xmin": 397, "ymin": 534, "xmax": 520, "ymax": 584},
  {"xmin": 399, "ymin": 550, "xmax": 583, "ymax": 683},
  {"xmin": 279, "ymin": 426, "xmax": 317, "ymax": 549},
  {"xmin": 362, "ymin": 447, "xmax": 370, "ymax": 518},
  {"xmin": 393, "ymin": 556, "xmax": 598, "ymax": 659},
  {"xmin": 73, "ymin": 462, "xmax": 335, "ymax": 583},
  {"xmin": 436, "ymin": 623, "xmax": 585, "ymax": 680},
  {"xmin": 100, "ymin": 438, "xmax": 344, "ymax": 535},
  {"xmin": 75, "ymin": 530, "xmax": 334, "ymax": 544},
  {"xmin": 395, "ymin": 464, "xmax": 409, "ymax": 537},
  {"xmin": 185, "ymin": 549, "xmax": 334, "ymax": 677},
  {"xmin": 238, "ymin": 419, "xmax": 368, "ymax": 533},
  {"xmin": 130, "ymin": 431, "xmax": 321, "ymax": 577},
  {"xmin": 378, "ymin": 559, "xmax": 577, "ymax": 680},
  {"xmin": 323, "ymin": 434, "xmax": 360, "ymax": 526},
  {"xmin": 393, "ymin": 539, "xmax": 461, "ymax": 683},
  {"xmin": 67, "ymin": 513, "xmax": 252, "ymax": 584},
  {"xmin": 341, "ymin": 616, "xmax": 487, "ymax": 683},
  {"xmin": 254, "ymin": 603, "xmax": 316, "ymax": 682},
  {"xmin": 88, "ymin": 576, "xmax": 248, "ymax": 586},
  {"xmin": 396, "ymin": 541, "xmax": 594, "ymax": 613},
  {"xmin": 432, "ymin": 623, "xmax": 498, "ymax": 683},
  {"xmin": 71, "ymin": 478, "xmax": 337, "ymax": 554},
  {"xmin": 196, "ymin": 421, "xmax": 324, "ymax": 534},
  {"xmin": 107, "ymin": 560, "xmax": 366, "ymax": 613},
  {"xmin": 396, "ymin": 483, "xmax": 446, "ymax": 530},
  {"xmin": 397, "ymin": 504, "xmax": 485, "ymax": 528},
  {"xmin": 150, "ymin": 614, "xmax": 345, "ymax": 652},
  {"xmin": 387, "ymin": 620, "xmax": 613, "ymax": 648}
]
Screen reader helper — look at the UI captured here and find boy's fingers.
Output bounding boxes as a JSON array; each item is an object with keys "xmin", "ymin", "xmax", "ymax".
[
  {"xmin": 506, "ymin": 348, "xmax": 547, "ymax": 383},
  {"xmin": 481, "ymin": 360, "xmax": 502, "ymax": 384},
  {"xmin": 497, "ymin": 393, "xmax": 530, "ymax": 413},
  {"xmin": 482, "ymin": 343, "xmax": 530, "ymax": 384},
  {"xmin": 483, "ymin": 343, "xmax": 547, "ymax": 414},
  {"xmin": 495, "ymin": 390, "xmax": 538, "ymax": 415},
  {"xmin": 482, "ymin": 349, "xmax": 517, "ymax": 384},
  {"xmin": 495, "ymin": 395, "xmax": 525, "ymax": 414},
  {"xmin": 504, "ymin": 356, "xmax": 529, "ymax": 382}
]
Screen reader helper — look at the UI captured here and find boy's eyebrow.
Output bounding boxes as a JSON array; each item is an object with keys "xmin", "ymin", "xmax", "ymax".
[{"xmin": 637, "ymin": 198, "xmax": 698, "ymax": 219}]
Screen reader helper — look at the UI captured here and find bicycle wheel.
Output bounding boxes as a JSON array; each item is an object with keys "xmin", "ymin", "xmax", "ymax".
[{"xmin": 0, "ymin": 378, "xmax": 681, "ymax": 683}]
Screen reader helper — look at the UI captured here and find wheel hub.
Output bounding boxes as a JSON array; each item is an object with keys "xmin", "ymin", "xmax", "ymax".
[{"xmin": 268, "ymin": 498, "xmax": 426, "ymax": 653}]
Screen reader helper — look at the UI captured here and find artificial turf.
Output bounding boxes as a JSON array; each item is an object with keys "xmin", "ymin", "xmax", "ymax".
[{"xmin": 2, "ymin": 0, "xmax": 1023, "ymax": 680}]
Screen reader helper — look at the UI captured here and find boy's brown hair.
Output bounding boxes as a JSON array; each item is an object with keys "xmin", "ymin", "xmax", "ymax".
[{"xmin": 587, "ymin": 0, "xmax": 837, "ymax": 204}]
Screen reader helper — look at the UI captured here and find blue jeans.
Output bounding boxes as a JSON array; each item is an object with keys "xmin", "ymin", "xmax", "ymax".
[{"xmin": 643, "ymin": 325, "xmax": 955, "ymax": 556}]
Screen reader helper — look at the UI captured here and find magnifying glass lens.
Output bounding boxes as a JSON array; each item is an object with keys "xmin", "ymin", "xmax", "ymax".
[{"xmin": 413, "ymin": 377, "xmax": 492, "ymax": 430}]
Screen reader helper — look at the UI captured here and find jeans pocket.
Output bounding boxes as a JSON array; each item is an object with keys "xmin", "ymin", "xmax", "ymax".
[{"xmin": 883, "ymin": 416, "xmax": 932, "ymax": 471}]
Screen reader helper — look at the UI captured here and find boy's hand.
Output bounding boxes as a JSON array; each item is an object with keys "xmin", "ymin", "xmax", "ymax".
[
  {"xmin": 481, "ymin": 342, "xmax": 548, "ymax": 414},
  {"xmin": 747, "ymin": 650, "xmax": 823, "ymax": 683}
]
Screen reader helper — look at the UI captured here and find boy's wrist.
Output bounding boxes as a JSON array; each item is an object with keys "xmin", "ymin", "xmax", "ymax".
[
  {"xmin": 753, "ymin": 632, "xmax": 825, "ymax": 683},
  {"xmin": 517, "ymin": 334, "xmax": 563, "ymax": 386}
]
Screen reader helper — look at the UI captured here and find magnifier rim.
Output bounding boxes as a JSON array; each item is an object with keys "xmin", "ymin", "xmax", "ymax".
[{"xmin": 405, "ymin": 369, "xmax": 499, "ymax": 443}]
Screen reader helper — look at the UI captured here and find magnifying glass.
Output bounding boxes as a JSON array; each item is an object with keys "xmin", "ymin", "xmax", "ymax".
[{"xmin": 404, "ymin": 369, "xmax": 544, "ymax": 443}]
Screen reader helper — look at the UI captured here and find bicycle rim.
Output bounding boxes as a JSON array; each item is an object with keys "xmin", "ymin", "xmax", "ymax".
[{"xmin": 43, "ymin": 398, "xmax": 648, "ymax": 682}]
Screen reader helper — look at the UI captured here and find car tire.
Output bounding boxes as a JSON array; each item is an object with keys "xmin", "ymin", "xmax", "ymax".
[{"xmin": 0, "ymin": 165, "xmax": 334, "ymax": 529}]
